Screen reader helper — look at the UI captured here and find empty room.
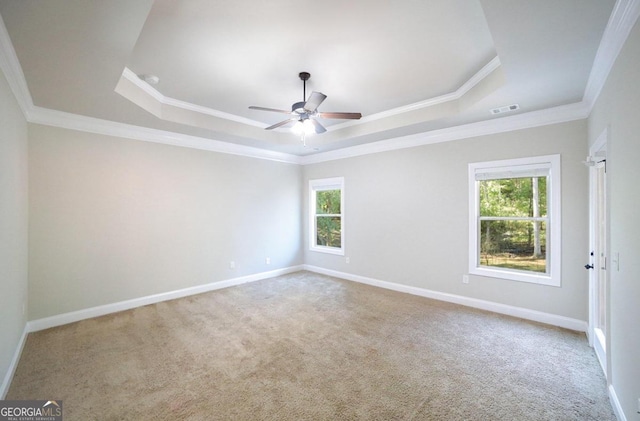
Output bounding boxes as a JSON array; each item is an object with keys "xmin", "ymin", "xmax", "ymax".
[{"xmin": 1, "ymin": 0, "xmax": 639, "ymax": 419}]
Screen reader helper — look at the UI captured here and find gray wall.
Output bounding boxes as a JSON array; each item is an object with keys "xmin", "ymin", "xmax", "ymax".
[
  {"xmin": 0, "ymin": 66, "xmax": 28, "ymax": 396},
  {"xmin": 588, "ymin": 19, "xmax": 640, "ymax": 420},
  {"xmin": 28, "ymin": 124, "xmax": 303, "ymax": 319},
  {"xmin": 304, "ymin": 120, "xmax": 589, "ymax": 320}
]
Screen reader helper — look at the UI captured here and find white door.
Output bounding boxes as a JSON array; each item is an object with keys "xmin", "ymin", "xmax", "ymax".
[{"xmin": 588, "ymin": 134, "xmax": 608, "ymax": 378}]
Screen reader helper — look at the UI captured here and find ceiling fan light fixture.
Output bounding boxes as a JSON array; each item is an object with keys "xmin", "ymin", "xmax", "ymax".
[
  {"xmin": 248, "ymin": 72, "xmax": 361, "ymax": 139},
  {"xmin": 292, "ymin": 118, "xmax": 315, "ymax": 135},
  {"xmin": 291, "ymin": 120, "xmax": 303, "ymax": 135},
  {"xmin": 303, "ymin": 119, "xmax": 315, "ymax": 134}
]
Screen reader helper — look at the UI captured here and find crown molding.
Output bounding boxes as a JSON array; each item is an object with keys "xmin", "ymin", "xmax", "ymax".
[
  {"xmin": 27, "ymin": 100, "xmax": 589, "ymax": 168},
  {"xmin": 583, "ymin": 0, "xmax": 640, "ymax": 109},
  {"xmin": 299, "ymin": 102, "xmax": 590, "ymax": 165},
  {"xmin": 120, "ymin": 67, "xmax": 264, "ymax": 128},
  {"xmin": 325, "ymin": 56, "xmax": 502, "ymax": 132},
  {"xmin": 0, "ymin": 4, "xmax": 630, "ymax": 166},
  {"xmin": 120, "ymin": 57, "xmax": 501, "ymax": 134},
  {"xmin": 28, "ymin": 106, "xmax": 301, "ymax": 164},
  {"xmin": 0, "ymin": 16, "xmax": 299, "ymax": 164},
  {"xmin": 0, "ymin": 13, "xmax": 33, "ymax": 117}
]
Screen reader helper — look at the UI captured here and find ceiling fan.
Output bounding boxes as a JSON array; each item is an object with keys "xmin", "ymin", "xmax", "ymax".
[{"xmin": 249, "ymin": 72, "xmax": 362, "ymax": 135}]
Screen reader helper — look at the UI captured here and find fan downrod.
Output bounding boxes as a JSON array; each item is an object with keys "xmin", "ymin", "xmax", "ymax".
[{"xmin": 298, "ymin": 72, "xmax": 311, "ymax": 105}]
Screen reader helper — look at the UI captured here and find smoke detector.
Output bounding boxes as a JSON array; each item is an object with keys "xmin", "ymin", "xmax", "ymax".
[{"xmin": 490, "ymin": 104, "xmax": 519, "ymax": 115}]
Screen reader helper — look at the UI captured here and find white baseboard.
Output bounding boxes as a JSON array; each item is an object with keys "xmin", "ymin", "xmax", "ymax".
[
  {"xmin": 304, "ymin": 265, "xmax": 588, "ymax": 332},
  {"xmin": 0, "ymin": 324, "xmax": 29, "ymax": 399},
  {"xmin": 609, "ymin": 384, "xmax": 627, "ymax": 421},
  {"xmin": 27, "ymin": 265, "xmax": 303, "ymax": 333}
]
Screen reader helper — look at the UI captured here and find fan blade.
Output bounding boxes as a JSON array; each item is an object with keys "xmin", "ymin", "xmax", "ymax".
[
  {"xmin": 303, "ymin": 91, "xmax": 327, "ymax": 112},
  {"xmin": 265, "ymin": 118, "xmax": 297, "ymax": 130},
  {"xmin": 317, "ymin": 112, "xmax": 362, "ymax": 120},
  {"xmin": 249, "ymin": 106, "xmax": 292, "ymax": 114},
  {"xmin": 310, "ymin": 118, "xmax": 327, "ymax": 134}
]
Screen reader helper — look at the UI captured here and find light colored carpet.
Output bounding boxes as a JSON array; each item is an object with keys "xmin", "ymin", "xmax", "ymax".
[{"xmin": 8, "ymin": 271, "xmax": 614, "ymax": 420}]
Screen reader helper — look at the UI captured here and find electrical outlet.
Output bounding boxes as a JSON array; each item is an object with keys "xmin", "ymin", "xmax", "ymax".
[
  {"xmin": 229, "ymin": 260, "xmax": 235, "ymax": 269},
  {"xmin": 462, "ymin": 275, "xmax": 469, "ymax": 284},
  {"xmin": 265, "ymin": 257, "xmax": 270, "ymax": 265},
  {"xmin": 346, "ymin": 257, "xmax": 350, "ymax": 264}
]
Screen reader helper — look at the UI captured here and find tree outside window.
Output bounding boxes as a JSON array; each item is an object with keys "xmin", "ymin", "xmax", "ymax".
[
  {"xmin": 315, "ymin": 189, "xmax": 342, "ymax": 248},
  {"xmin": 469, "ymin": 155, "xmax": 561, "ymax": 286},
  {"xmin": 479, "ymin": 177, "xmax": 547, "ymax": 273},
  {"xmin": 310, "ymin": 178, "xmax": 344, "ymax": 255}
]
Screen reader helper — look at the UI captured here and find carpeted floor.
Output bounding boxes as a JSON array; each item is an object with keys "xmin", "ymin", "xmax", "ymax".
[{"xmin": 8, "ymin": 271, "xmax": 615, "ymax": 420}]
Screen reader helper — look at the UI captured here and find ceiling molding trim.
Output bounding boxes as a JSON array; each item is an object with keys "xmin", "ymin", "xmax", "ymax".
[
  {"xmin": 327, "ymin": 56, "xmax": 502, "ymax": 132},
  {"xmin": 120, "ymin": 67, "xmax": 265, "ymax": 127},
  {"xmin": 0, "ymin": 13, "xmax": 34, "ymax": 118},
  {"xmin": 21, "ymin": 99, "xmax": 588, "ymax": 168},
  {"xmin": 121, "ymin": 67, "xmax": 164, "ymax": 102},
  {"xmin": 0, "ymin": 10, "xmax": 600, "ymax": 168},
  {"xmin": 452, "ymin": 56, "xmax": 503, "ymax": 101},
  {"xmin": 299, "ymin": 102, "xmax": 589, "ymax": 165},
  {"xmin": 121, "ymin": 57, "xmax": 500, "ymax": 134},
  {"xmin": 162, "ymin": 96, "xmax": 264, "ymax": 127},
  {"xmin": 28, "ymin": 106, "xmax": 301, "ymax": 165},
  {"xmin": 583, "ymin": 0, "xmax": 640, "ymax": 109}
]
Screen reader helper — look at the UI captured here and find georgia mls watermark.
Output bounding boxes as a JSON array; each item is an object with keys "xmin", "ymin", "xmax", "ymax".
[{"xmin": 0, "ymin": 400, "xmax": 62, "ymax": 421}]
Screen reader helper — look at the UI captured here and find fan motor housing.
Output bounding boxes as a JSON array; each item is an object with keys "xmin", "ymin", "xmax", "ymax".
[{"xmin": 292, "ymin": 101, "xmax": 306, "ymax": 113}]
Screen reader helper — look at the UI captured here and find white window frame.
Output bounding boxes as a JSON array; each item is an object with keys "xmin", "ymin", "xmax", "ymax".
[
  {"xmin": 468, "ymin": 155, "xmax": 561, "ymax": 286},
  {"xmin": 309, "ymin": 177, "xmax": 345, "ymax": 255}
]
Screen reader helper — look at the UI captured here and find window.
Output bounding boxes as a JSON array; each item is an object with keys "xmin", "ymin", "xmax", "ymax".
[
  {"xmin": 309, "ymin": 177, "xmax": 344, "ymax": 255},
  {"xmin": 468, "ymin": 155, "xmax": 561, "ymax": 286}
]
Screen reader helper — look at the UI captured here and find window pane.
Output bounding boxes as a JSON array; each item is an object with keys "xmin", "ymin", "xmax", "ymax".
[
  {"xmin": 316, "ymin": 216, "xmax": 341, "ymax": 248},
  {"xmin": 316, "ymin": 190, "xmax": 341, "ymax": 214},
  {"xmin": 480, "ymin": 220, "xmax": 546, "ymax": 273},
  {"xmin": 480, "ymin": 177, "xmax": 547, "ymax": 217}
]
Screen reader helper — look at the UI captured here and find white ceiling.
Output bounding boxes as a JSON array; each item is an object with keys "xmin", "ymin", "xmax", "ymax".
[{"xmin": 0, "ymin": 0, "xmax": 615, "ymax": 156}]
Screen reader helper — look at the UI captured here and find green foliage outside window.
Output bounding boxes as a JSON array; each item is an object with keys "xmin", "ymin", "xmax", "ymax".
[
  {"xmin": 317, "ymin": 217, "xmax": 341, "ymax": 248},
  {"xmin": 316, "ymin": 190, "xmax": 341, "ymax": 214},
  {"xmin": 479, "ymin": 177, "xmax": 547, "ymax": 273},
  {"xmin": 316, "ymin": 189, "xmax": 341, "ymax": 248}
]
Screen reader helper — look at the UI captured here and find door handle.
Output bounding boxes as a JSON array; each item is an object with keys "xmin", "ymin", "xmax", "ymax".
[{"xmin": 584, "ymin": 264, "xmax": 594, "ymax": 270}]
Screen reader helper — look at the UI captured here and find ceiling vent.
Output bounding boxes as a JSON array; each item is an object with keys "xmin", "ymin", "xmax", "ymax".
[{"xmin": 490, "ymin": 104, "xmax": 519, "ymax": 115}]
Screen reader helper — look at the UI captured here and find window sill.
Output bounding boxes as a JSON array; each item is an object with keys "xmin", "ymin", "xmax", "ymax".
[
  {"xmin": 470, "ymin": 266, "xmax": 560, "ymax": 287},
  {"xmin": 310, "ymin": 246, "xmax": 344, "ymax": 256}
]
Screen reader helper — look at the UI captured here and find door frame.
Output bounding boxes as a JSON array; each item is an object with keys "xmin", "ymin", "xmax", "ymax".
[{"xmin": 588, "ymin": 128, "xmax": 609, "ymax": 380}]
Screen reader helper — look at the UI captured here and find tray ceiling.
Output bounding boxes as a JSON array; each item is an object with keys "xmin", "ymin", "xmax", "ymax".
[{"xmin": 0, "ymin": 0, "xmax": 616, "ymax": 156}]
